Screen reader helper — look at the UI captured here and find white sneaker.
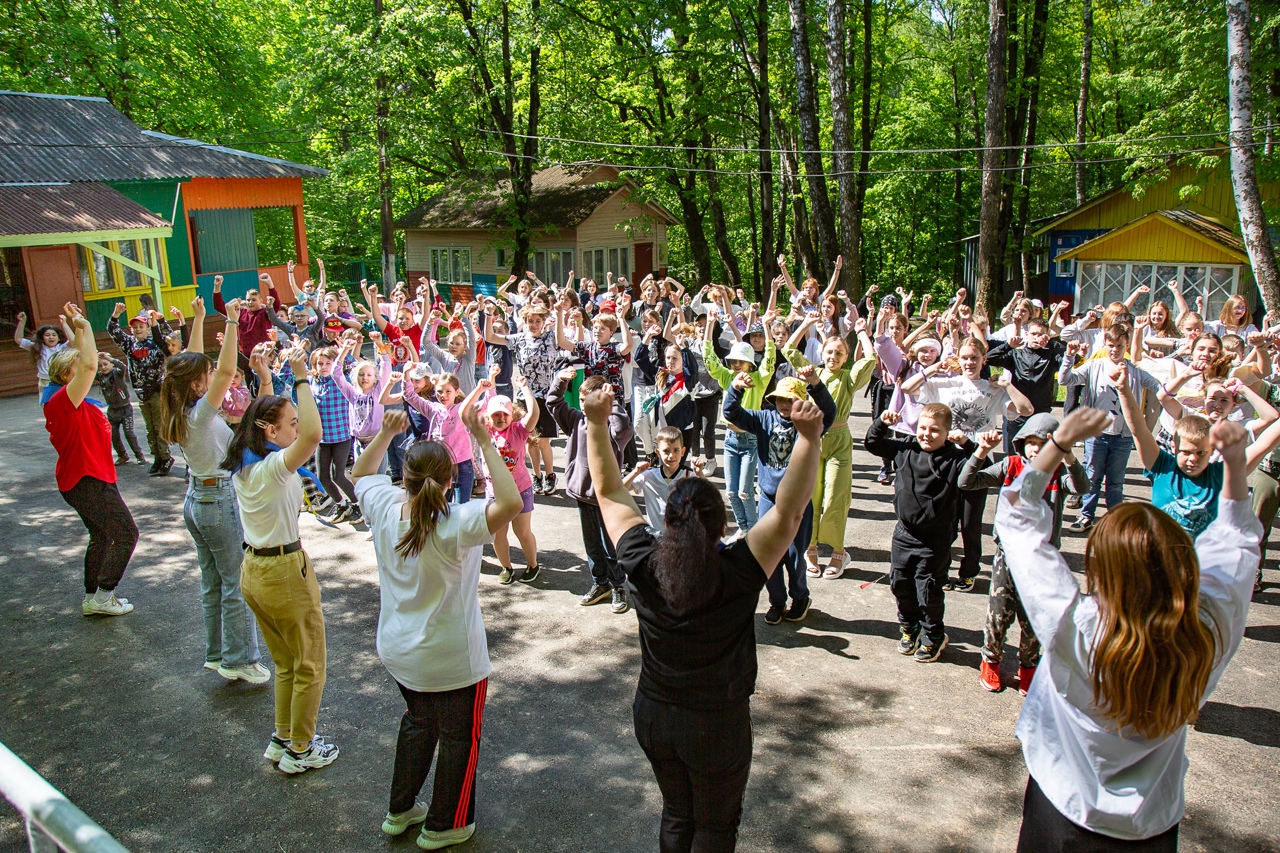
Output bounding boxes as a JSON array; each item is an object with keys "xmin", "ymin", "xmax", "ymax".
[
  {"xmin": 702, "ymin": 457, "xmax": 716, "ymax": 477},
  {"xmin": 264, "ymin": 733, "xmax": 326, "ymax": 763},
  {"xmin": 83, "ymin": 594, "xmax": 133, "ymax": 616},
  {"xmin": 383, "ymin": 802, "xmax": 429, "ymax": 835},
  {"xmin": 417, "ymin": 823, "xmax": 475, "ymax": 850},
  {"xmin": 278, "ymin": 738, "xmax": 339, "ymax": 774},
  {"xmin": 218, "ymin": 662, "xmax": 271, "ymax": 684},
  {"xmin": 202, "ymin": 661, "xmax": 221, "ymax": 672}
]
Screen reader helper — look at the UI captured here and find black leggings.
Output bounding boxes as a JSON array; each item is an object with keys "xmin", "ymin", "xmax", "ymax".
[
  {"xmin": 692, "ymin": 394, "xmax": 721, "ymax": 460},
  {"xmin": 390, "ymin": 679, "xmax": 487, "ymax": 831},
  {"xmin": 60, "ymin": 476, "xmax": 139, "ymax": 594},
  {"xmin": 1017, "ymin": 775, "xmax": 1178, "ymax": 852},
  {"xmin": 317, "ymin": 440, "xmax": 357, "ymax": 504}
]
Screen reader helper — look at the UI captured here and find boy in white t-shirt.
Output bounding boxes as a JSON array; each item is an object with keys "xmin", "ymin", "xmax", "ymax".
[{"xmin": 623, "ymin": 427, "xmax": 702, "ymax": 533}]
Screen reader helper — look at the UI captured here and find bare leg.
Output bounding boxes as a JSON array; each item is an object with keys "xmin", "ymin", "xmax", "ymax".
[
  {"xmin": 511, "ymin": 512, "xmax": 538, "ymax": 567},
  {"xmin": 493, "ymin": 521, "xmax": 512, "ymax": 568}
]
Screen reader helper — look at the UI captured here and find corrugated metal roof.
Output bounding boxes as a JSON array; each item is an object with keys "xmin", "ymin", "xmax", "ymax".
[
  {"xmin": 397, "ymin": 164, "xmax": 645, "ymax": 230},
  {"xmin": 1159, "ymin": 209, "xmax": 1247, "ymax": 254},
  {"xmin": 0, "ymin": 182, "xmax": 170, "ymax": 237},
  {"xmin": 0, "ymin": 91, "xmax": 327, "ymax": 182}
]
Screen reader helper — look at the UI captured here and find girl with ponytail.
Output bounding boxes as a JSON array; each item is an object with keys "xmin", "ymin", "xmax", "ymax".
[
  {"xmin": 224, "ymin": 345, "xmax": 336, "ymax": 775},
  {"xmin": 158, "ymin": 297, "xmax": 269, "ymax": 684},
  {"xmin": 996, "ymin": 408, "xmax": 1261, "ymax": 850},
  {"xmin": 352, "ymin": 398, "xmax": 523, "ymax": 847},
  {"xmin": 581, "ymin": 382, "xmax": 826, "ymax": 851}
]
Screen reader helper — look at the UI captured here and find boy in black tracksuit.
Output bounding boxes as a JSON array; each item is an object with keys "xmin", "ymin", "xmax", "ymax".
[
  {"xmin": 95, "ymin": 353, "xmax": 146, "ymax": 465},
  {"xmin": 864, "ymin": 402, "xmax": 974, "ymax": 662}
]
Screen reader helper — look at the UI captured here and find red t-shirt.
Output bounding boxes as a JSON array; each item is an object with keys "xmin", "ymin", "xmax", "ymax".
[
  {"xmin": 384, "ymin": 322, "xmax": 423, "ymax": 366},
  {"xmin": 44, "ymin": 386, "xmax": 117, "ymax": 492}
]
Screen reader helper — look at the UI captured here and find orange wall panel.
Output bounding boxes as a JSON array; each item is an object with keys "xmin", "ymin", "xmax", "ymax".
[{"xmin": 182, "ymin": 176, "xmax": 305, "ymax": 211}]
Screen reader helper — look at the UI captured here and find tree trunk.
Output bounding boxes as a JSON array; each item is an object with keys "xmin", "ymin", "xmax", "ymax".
[
  {"xmin": 704, "ymin": 141, "xmax": 743, "ymax": 290},
  {"xmin": 1012, "ymin": 0, "xmax": 1049, "ymax": 291},
  {"xmin": 747, "ymin": 172, "xmax": 760, "ymax": 300},
  {"xmin": 1075, "ymin": 0, "xmax": 1092, "ymax": 206},
  {"xmin": 788, "ymin": 0, "xmax": 839, "ymax": 279},
  {"xmin": 776, "ymin": 127, "xmax": 821, "ymax": 279},
  {"xmin": 826, "ymin": 0, "xmax": 860, "ymax": 295},
  {"xmin": 1227, "ymin": 0, "xmax": 1280, "ymax": 316},
  {"xmin": 374, "ymin": 0, "xmax": 396, "ymax": 288},
  {"xmin": 976, "ymin": 0, "xmax": 1008, "ymax": 319},
  {"xmin": 853, "ymin": 0, "xmax": 874, "ymax": 296},
  {"xmin": 728, "ymin": 2, "xmax": 777, "ymax": 294}
]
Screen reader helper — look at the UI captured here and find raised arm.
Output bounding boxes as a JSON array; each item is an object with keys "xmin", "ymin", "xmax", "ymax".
[
  {"xmin": 203, "ymin": 299, "xmax": 241, "ymax": 408},
  {"xmin": 283, "ymin": 348, "xmax": 323, "ymax": 473},
  {"xmin": 554, "ymin": 307, "xmax": 574, "ymax": 351},
  {"xmin": 1113, "ymin": 361, "xmax": 1160, "ymax": 470},
  {"xmin": 1168, "ymin": 280, "xmax": 1192, "ymax": 321},
  {"xmin": 185, "ymin": 296, "xmax": 206, "ymax": 354},
  {"xmin": 776, "ymin": 255, "xmax": 799, "ymax": 299},
  {"xmin": 583, "ymin": 385, "xmax": 647, "ymax": 543},
  {"xmin": 12, "ymin": 311, "xmax": 28, "ymax": 347},
  {"xmin": 63, "ymin": 303, "xmax": 98, "ymax": 407},
  {"xmin": 820, "ymin": 255, "xmax": 842, "ymax": 302}
]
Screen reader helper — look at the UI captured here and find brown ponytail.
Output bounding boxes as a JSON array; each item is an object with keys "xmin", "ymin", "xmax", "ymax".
[{"xmin": 396, "ymin": 441, "xmax": 456, "ymax": 559}]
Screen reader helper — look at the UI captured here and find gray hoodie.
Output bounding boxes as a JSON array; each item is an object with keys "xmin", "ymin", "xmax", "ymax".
[{"xmin": 548, "ymin": 376, "xmax": 634, "ymax": 505}]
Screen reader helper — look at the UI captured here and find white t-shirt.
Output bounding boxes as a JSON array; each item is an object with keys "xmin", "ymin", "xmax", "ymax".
[
  {"xmin": 357, "ymin": 475, "xmax": 494, "ymax": 693},
  {"xmin": 20, "ymin": 339, "xmax": 67, "ymax": 381},
  {"xmin": 632, "ymin": 465, "xmax": 695, "ymax": 533},
  {"xmin": 233, "ymin": 451, "xmax": 303, "ymax": 548},
  {"xmin": 184, "ymin": 398, "xmax": 235, "ymax": 478},
  {"xmin": 1204, "ymin": 320, "xmax": 1258, "ymax": 340},
  {"xmin": 918, "ymin": 375, "xmax": 1014, "ymax": 439}
]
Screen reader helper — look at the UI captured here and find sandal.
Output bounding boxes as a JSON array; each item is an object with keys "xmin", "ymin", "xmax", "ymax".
[
  {"xmin": 824, "ymin": 551, "xmax": 848, "ymax": 579},
  {"xmin": 806, "ymin": 547, "xmax": 821, "ymax": 577}
]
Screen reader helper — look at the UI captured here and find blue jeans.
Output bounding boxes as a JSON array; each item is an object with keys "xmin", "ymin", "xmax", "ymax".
[
  {"xmin": 452, "ymin": 460, "xmax": 475, "ymax": 506},
  {"xmin": 723, "ymin": 431, "xmax": 759, "ymax": 531},
  {"xmin": 1080, "ymin": 433, "xmax": 1134, "ymax": 520},
  {"xmin": 759, "ymin": 492, "xmax": 812, "ymax": 608},
  {"xmin": 183, "ymin": 480, "xmax": 260, "ymax": 668},
  {"xmin": 354, "ymin": 436, "xmax": 389, "ymax": 476}
]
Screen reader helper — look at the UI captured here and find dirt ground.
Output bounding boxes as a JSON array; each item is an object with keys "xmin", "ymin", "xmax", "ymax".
[{"xmin": 1, "ymin": 390, "xmax": 1277, "ymax": 852}]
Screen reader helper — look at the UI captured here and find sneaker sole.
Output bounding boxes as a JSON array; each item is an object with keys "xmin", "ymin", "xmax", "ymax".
[
  {"xmin": 218, "ymin": 666, "xmax": 271, "ymax": 685},
  {"xmin": 580, "ymin": 591, "xmax": 610, "ymax": 606},
  {"xmin": 383, "ymin": 812, "xmax": 428, "ymax": 836},
  {"xmin": 764, "ymin": 613, "xmax": 784, "ymax": 625},
  {"xmin": 611, "ymin": 603, "xmax": 630, "ymax": 614},
  {"xmin": 784, "ymin": 601, "xmax": 811, "ymax": 622},
  {"xmin": 417, "ymin": 825, "xmax": 475, "ymax": 850},
  {"xmin": 518, "ymin": 568, "xmax": 539, "ymax": 584},
  {"xmin": 279, "ymin": 752, "xmax": 339, "ymax": 774}
]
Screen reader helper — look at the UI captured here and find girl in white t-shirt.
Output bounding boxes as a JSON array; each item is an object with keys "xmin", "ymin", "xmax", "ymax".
[
  {"xmin": 899, "ymin": 336, "xmax": 1034, "ymax": 590},
  {"xmin": 222, "ymin": 346, "xmax": 336, "ymax": 776},
  {"xmin": 353, "ymin": 404, "xmax": 523, "ymax": 847},
  {"xmin": 13, "ymin": 311, "xmax": 70, "ymax": 390}
]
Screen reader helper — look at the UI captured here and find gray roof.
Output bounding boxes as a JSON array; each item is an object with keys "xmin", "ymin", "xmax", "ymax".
[
  {"xmin": 0, "ymin": 91, "xmax": 327, "ymax": 182},
  {"xmin": 396, "ymin": 163, "xmax": 678, "ymax": 231},
  {"xmin": 0, "ymin": 182, "xmax": 170, "ymax": 237}
]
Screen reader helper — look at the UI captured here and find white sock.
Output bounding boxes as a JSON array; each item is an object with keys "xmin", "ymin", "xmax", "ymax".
[{"xmin": 94, "ymin": 589, "xmax": 113, "ymax": 603}]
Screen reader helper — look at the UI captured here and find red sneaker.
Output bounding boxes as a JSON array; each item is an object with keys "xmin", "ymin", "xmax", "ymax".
[
  {"xmin": 980, "ymin": 659, "xmax": 1003, "ymax": 692},
  {"xmin": 1018, "ymin": 665, "xmax": 1037, "ymax": 696}
]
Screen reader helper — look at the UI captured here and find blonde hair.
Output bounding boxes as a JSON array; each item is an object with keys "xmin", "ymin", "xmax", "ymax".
[
  {"xmin": 1084, "ymin": 504, "xmax": 1219, "ymax": 738},
  {"xmin": 1219, "ymin": 295, "xmax": 1250, "ymax": 327},
  {"xmin": 47, "ymin": 349, "xmax": 81, "ymax": 385}
]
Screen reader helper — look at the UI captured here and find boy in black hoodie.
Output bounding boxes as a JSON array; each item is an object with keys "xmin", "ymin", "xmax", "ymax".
[
  {"xmin": 95, "ymin": 352, "xmax": 146, "ymax": 466},
  {"xmin": 864, "ymin": 402, "xmax": 974, "ymax": 662}
]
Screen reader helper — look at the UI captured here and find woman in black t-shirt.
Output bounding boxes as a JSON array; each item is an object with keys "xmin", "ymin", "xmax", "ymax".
[{"xmin": 580, "ymin": 385, "xmax": 824, "ymax": 852}]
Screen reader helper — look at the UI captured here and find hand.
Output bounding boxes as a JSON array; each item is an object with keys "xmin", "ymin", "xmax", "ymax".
[
  {"xmin": 947, "ymin": 429, "xmax": 968, "ymax": 445},
  {"xmin": 224, "ymin": 298, "xmax": 242, "ymax": 324},
  {"xmin": 837, "ymin": 290, "xmax": 848, "ymax": 301},
  {"xmin": 113, "ymin": 302, "xmax": 126, "ymax": 318},
  {"xmin": 1168, "ymin": 279, "xmax": 1180, "ymax": 292},
  {"xmin": 978, "ymin": 429, "xmax": 1002, "ymax": 451},
  {"xmin": 581, "ymin": 385, "xmax": 616, "ymax": 424},
  {"xmin": 867, "ymin": 284, "xmax": 880, "ymax": 295},
  {"xmin": 258, "ymin": 273, "xmax": 271, "ymax": 283},
  {"xmin": 369, "ymin": 330, "xmax": 382, "ymax": 343},
  {"xmin": 1054, "ymin": 407, "xmax": 1112, "ymax": 446},
  {"xmin": 855, "ymin": 318, "xmax": 868, "ymax": 334},
  {"xmin": 1248, "ymin": 332, "xmax": 1266, "ymax": 346},
  {"xmin": 1135, "ymin": 284, "xmax": 1150, "ymax": 296},
  {"xmin": 1008, "ymin": 334, "xmax": 1023, "ymax": 349},
  {"xmin": 633, "ymin": 460, "xmax": 651, "ymax": 476},
  {"xmin": 478, "ymin": 377, "xmax": 495, "ymax": 391},
  {"xmin": 64, "ymin": 303, "xmax": 90, "ymax": 333},
  {"xmin": 796, "ymin": 364, "xmax": 817, "ymax": 385},
  {"xmin": 1223, "ymin": 377, "xmax": 1245, "ymax": 395},
  {"xmin": 1210, "ymin": 418, "xmax": 1248, "ymax": 467},
  {"xmin": 879, "ymin": 410, "xmax": 902, "ymax": 426},
  {"xmin": 1135, "ymin": 314, "xmax": 1149, "ymax": 328},
  {"xmin": 284, "ymin": 347, "xmax": 308, "ymax": 377},
  {"xmin": 249, "ymin": 348, "xmax": 268, "ymax": 374},
  {"xmin": 1106, "ymin": 360, "xmax": 1128, "ymax": 388},
  {"xmin": 691, "ymin": 457, "xmax": 705, "ymax": 476},
  {"xmin": 1065, "ymin": 340, "xmax": 1083, "ymax": 358},
  {"xmin": 317, "ymin": 258, "xmax": 325, "ymax": 270},
  {"xmin": 526, "ymin": 270, "xmax": 536, "ymax": 280},
  {"xmin": 731, "ymin": 373, "xmax": 753, "ymax": 391},
  {"xmin": 513, "ymin": 374, "xmax": 528, "ymax": 390},
  {"xmin": 213, "ymin": 275, "xmax": 224, "ymax": 289},
  {"xmin": 776, "ymin": 253, "xmax": 786, "ymax": 268},
  {"xmin": 558, "ymin": 367, "xmax": 578, "ymax": 382},
  {"xmin": 266, "ymin": 328, "xmax": 278, "ymax": 342},
  {"xmin": 169, "ymin": 306, "xmax": 182, "ymax": 319},
  {"xmin": 789, "ymin": 399, "xmax": 823, "ymax": 442},
  {"xmin": 14, "ymin": 311, "xmax": 25, "ymax": 326},
  {"xmin": 287, "ymin": 259, "xmax": 296, "ymax": 272},
  {"xmin": 191, "ymin": 295, "xmax": 206, "ymax": 316}
]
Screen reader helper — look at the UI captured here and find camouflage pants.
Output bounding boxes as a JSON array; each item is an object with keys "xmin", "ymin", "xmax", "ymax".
[{"xmin": 983, "ymin": 542, "xmax": 1041, "ymax": 667}]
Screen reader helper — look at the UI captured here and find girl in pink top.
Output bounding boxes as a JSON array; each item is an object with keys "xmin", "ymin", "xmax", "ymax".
[
  {"xmin": 485, "ymin": 374, "xmax": 542, "ymax": 584},
  {"xmin": 403, "ymin": 372, "xmax": 487, "ymax": 504}
]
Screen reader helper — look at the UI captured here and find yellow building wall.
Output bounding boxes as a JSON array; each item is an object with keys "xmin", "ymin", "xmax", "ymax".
[
  {"xmin": 1072, "ymin": 219, "xmax": 1246, "ymax": 265},
  {"xmin": 1054, "ymin": 160, "xmax": 1280, "ymax": 232}
]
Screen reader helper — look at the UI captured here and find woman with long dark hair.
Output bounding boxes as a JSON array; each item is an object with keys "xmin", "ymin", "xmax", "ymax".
[
  {"xmin": 221, "ymin": 347, "xmax": 335, "ymax": 774},
  {"xmin": 581, "ymin": 384, "xmax": 823, "ymax": 852},
  {"xmin": 996, "ymin": 408, "xmax": 1260, "ymax": 851},
  {"xmin": 352, "ymin": 401, "xmax": 523, "ymax": 849},
  {"xmin": 159, "ymin": 297, "xmax": 268, "ymax": 683}
]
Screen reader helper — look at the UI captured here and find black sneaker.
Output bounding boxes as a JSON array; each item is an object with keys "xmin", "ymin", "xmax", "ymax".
[
  {"xmin": 897, "ymin": 625, "xmax": 921, "ymax": 655},
  {"xmin": 1069, "ymin": 517, "xmax": 1093, "ymax": 532},
  {"xmin": 544, "ymin": 472, "xmax": 557, "ymax": 495},
  {"xmin": 764, "ymin": 604, "xmax": 785, "ymax": 625},
  {"xmin": 150, "ymin": 457, "xmax": 173, "ymax": 477},
  {"xmin": 610, "ymin": 587, "xmax": 630, "ymax": 614},
  {"xmin": 147, "ymin": 457, "xmax": 162, "ymax": 475},
  {"xmin": 332, "ymin": 503, "xmax": 352, "ymax": 523},
  {"xmin": 944, "ymin": 576, "xmax": 976, "ymax": 592},
  {"xmin": 346, "ymin": 505, "xmax": 363, "ymax": 525},
  {"xmin": 115, "ymin": 455, "xmax": 129, "ymax": 466},
  {"xmin": 914, "ymin": 634, "xmax": 949, "ymax": 663},
  {"xmin": 580, "ymin": 583, "xmax": 610, "ymax": 606},
  {"xmin": 784, "ymin": 597, "xmax": 811, "ymax": 622},
  {"xmin": 519, "ymin": 563, "xmax": 540, "ymax": 584}
]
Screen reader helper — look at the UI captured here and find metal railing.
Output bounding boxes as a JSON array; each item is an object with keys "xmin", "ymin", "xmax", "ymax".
[{"xmin": 0, "ymin": 743, "xmax": 128, "ymax": 852}]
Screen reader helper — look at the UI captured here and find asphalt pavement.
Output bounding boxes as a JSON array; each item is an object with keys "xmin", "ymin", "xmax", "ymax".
[{"xmin": 0, "ymin": 390, "xmax": 1277, "ymax": 852}]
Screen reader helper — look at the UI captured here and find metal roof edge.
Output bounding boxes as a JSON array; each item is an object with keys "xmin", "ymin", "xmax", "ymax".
[
  {"xmin": 141, "ymin": 131, "xmax": 329, "ymax": 176},
  {"xmin": 0, "ymin": 90, "xmax": 112, "ymax": 103}
]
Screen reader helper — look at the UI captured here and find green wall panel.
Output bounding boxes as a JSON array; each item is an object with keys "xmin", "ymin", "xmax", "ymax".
[
  {"xmin": 190, "ymin": 208, "xmax": 257, "ymax": 274},
  {"xmin": 106, "ymin": 179, "xmax": 194, "ymax": 287}
]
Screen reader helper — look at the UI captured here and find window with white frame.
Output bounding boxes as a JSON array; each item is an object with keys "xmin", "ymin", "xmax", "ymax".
[
  {"xmin": 428, "ymin": 248, "xmax": 471, "ymax": 286},
  {"xmin": 78, "ymin": 239, "xmax": 166, "ymax": 293},
  {"xmin": 532, "ymin": 250, "xmax": 574, "ymax": 286},
  {"xmin": 1076, "ymin": 262, "xmax": 1240, "ymax": 317},
  {"xmin": 1055, "ymin": 256, "xmax": 1076, "ymax": 278},
  {"xmin": 583, "ymin": 246, "xmax": 631, "ymax": 284}
]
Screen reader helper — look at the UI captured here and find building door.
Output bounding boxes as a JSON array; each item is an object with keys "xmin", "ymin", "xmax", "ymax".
[
  {"xmin": 634, "ymin": 242, "xmax": 653, "ymax": 282},
  {"xmin": 23, "ymin": 245, "xmax": 82, "ymax": 324}
]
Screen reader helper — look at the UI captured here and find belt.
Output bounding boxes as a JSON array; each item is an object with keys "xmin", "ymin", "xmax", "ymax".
[
  {"xmin": 246, "ymin": 540, "xmax": 302, "ymax": 557},
  {"xmin": 194, "ymin": 477, "xmax": 229, "ymax": 487}
]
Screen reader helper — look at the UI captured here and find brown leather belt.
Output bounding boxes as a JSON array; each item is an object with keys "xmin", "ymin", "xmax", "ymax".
[
  {"xmin": 196, "ymin": 477, "xmax": 227, "ymax": 487},
  {"xmin": 246, "ymin": 540, "xmax": 302, "ymax": 557}
]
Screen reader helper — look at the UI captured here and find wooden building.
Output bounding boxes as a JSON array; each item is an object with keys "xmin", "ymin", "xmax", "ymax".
[
  {"xmin": 394, "ymin": 164, "xmax": 678, "ymax": 303},
  {"xmin": 1033, "ymin": 156, "xmax": 1278, "ymax": 317},
  {"xmin": 0, "ymin": 91, "xmax": 326, "ymax": 395}
]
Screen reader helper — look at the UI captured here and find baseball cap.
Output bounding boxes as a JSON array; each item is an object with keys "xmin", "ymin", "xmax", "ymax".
[
  {"xmin": 747, "ymin": 321, "xmax": 766, "ymax": 336},
  {"xmin": 486, "ymin": 395, "xmax": 514, "ymax": 417},
  {"xmin": 1030, "ymin": 298, "xmax": 1044, "ymax": 309},
  {"xmin": 324, "ymin": 316, "xmax": 344, "ymax": 332},
  {"xmin": 599, "ymin": 300, "xmax": 618, "ymax": 314},
  {"xmin": 727, "ymin": 342, "xmax": 757, "ymax": 366},
  {"xmin": 768, "ymin": 376, "xmax": 810, "ymax": 402},
  {"xmin": 408, "ymin": 364, "xmax": 431, "ymax": 380},
  {"xmin": 130, "ymin": 311, "xmax": 149, "ymax": 325}
]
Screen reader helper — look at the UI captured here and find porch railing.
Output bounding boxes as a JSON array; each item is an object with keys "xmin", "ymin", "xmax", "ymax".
[{"xmin": 0, "ymin": 742, "xmax": 128, "ymax": 852}]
